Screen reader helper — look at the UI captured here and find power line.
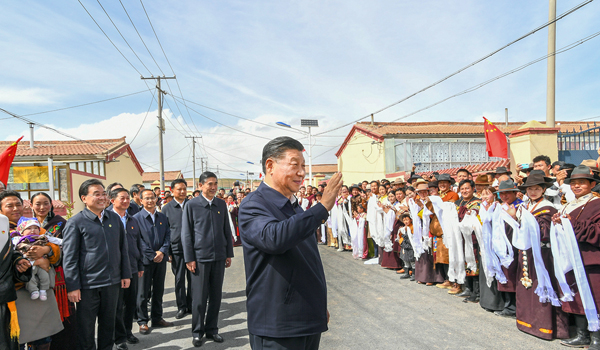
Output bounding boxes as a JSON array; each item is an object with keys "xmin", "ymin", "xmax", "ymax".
[
  {"xmin": 314, "ymin": 0, "xmax": 594, "ymax": 136},
  {"xmin": 170, "ymin": 94, "xmax": 305, "ymax": 134},
  {"xmin": 77, "ymin": 0, "xmax": 144, "ymax": 75},
  {"xmin": 311, "ymin": 29, "xmax": 600, "ymax": 160},
  {"xmin": 129, "ymin": 97, "xmax": 154, "ymax": 145},
  {"xmin": 138, "ymin": 0, "xmax": 203, "ymax": 137},
  {"xmin": 21, "ymin": 90, "xmax": 148, "ymax": 116}
]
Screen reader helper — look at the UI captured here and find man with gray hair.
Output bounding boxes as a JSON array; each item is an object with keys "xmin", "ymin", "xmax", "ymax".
[{"xmin": 239, "ymin": 136, "xmax": 343, "ymax": 350}]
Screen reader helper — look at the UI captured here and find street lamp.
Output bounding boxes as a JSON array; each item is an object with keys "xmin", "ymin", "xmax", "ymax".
[{"xmin": 276, "ymin": 119, "xmax": 319, "ymax": 187}]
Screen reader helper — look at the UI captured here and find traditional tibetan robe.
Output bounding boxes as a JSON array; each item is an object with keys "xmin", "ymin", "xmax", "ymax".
[
  {"xmin": 456, "ymin": 197, "xmax": 481, "ymax": 297},
  {"xmin": 433, "ymin": 191, "xmax": 458, "ymax": 266},
  {"xmin": 380, "ymin": 209, "xmax": 402, "ymax": 269},
  {"xmin": 414, "ymin": 200, "xmax": 445, "ymax": 284},
  {"xmin": 515, "ymin": 199, "xmax": 569, "ymax": 340},
  {"xmin": 559, "ymin": 194, "xmax": 600, "ymax": 316},
  {"xmin": 228, "ymin": 204, "xmax": 242, "ymax": 247}
]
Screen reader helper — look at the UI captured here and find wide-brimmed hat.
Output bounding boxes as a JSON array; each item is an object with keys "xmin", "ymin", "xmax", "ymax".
[
  {"xmin": 414, "ymin": 179, "xmax": 429, "ymax": 191},
  {"xmin": 428, "ymin": 180, "xmax": 439, "ymax": 188},
  {"xmin": 564, "ymin": 165, "xmax": 599, "ymax": 184},
  {"xmin": 496, "ymin": 179, "xmax": 519, "ymax": 192},
  {"xmin": 518, "ymin": 172, "xmax": 554, "ymax": 190},
  {"xmin": 407, "ymin": 174, "xmax": 423, "ymax": 184},
  {"xmin": 494, "ymin": 166, "xmax": 512, "ymax": 175},
  {"xmin": 392, "ymin": 176, "xmax": 406, "ymax": 185},
  {"xmin": 349, "ymin": 184, "xmax": 362, "ymax": 192},
  {"xmin": 580, "ymin": 159, "xmax": 599, "ymax": 174},
  {"xmin": 437, "ymin": 173, "xmax": 456, "ymax": 185},
  {"xmin": 474, "ymin": 174, "xmax": 491, "ymax": 185}
]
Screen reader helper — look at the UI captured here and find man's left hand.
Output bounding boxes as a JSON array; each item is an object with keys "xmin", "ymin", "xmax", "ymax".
[
  {"xmin": 154, "ymin": 251, "xmax": 164, "ymax": 263},
  {"xmin": 138, "ymin": 271, "xmax": 144, "ymax": 278},
  {"xmin": 121, "ymin": 278, "xmax": 130, "ymax": 289},
  {"xmin": 225, "ymin": 258, "xmax": 232, "ymax": 268}
]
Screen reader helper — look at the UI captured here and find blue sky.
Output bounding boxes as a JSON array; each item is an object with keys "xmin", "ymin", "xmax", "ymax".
[{"xmin": 1, "ymin": 1, "xmax": 599, "ymax": 178}]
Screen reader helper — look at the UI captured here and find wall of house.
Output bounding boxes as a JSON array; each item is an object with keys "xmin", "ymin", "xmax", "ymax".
[
  {"xmin": 105, "ymin": 150, "xmax": 143, "ymax": 192},
  {"xmin": 338, "ymin": 133, "xmax": 385, "ymax": 184}
]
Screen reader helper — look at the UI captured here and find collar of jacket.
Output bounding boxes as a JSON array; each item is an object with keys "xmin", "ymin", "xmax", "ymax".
[
  {"xmin": 196, "ymin": 194, "xmax": 214, "ymax": 208},
  {"xmin": 257, "ymin": 182, "xmax": 295, "ymax": 209},
  {"xmin": 82, "ymin": 207, "xmax": 107, "ymax": 222},
  {"xmin": 140, "ymin": 208, "xmax": 157, "ymax": 219}
]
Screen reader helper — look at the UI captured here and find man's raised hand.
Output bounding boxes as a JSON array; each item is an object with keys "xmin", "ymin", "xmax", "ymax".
[{"xmin": 320, "ymin": 173, "xmax": 343, "ymax": 211}]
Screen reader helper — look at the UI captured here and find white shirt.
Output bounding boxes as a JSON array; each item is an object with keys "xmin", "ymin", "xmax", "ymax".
[
  {"xmin": 143, "ymin": 208, "xmax": 156, "ymax": 224},
  {"xmin": 202, "ymin": 193, "xmax": 214, "ymax": 206}
]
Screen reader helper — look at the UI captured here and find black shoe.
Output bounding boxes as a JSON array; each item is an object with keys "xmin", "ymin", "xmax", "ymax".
[
  {"xmin": 410, "ymin": 275, "xmax": 415, "ymax": 281},
  {"xmin": 494, "ymin": 309, "xmax": 516, "ymax": 318},
  {"xmin": 116, "ymin": 343, "xmax": 129, "ymax": 350},
  {"xmin": 126, "ymin": 335, "xmax": 139, "ymax": 344},
  {"xmin": 192, "ymin": 337, "xmax": 203, "ymax": 347},
  {"xmin": 561, "ymin": 331, "xmax": 591, "ymax": 347},
  {"xmin": 463, "ymin": 295, "xmax": 480, "ymax": 303},
  {"xmin": 206, "ymin": 333, "xmax": 224, "ymax": 343},
  {"xmin": 399, "ymin": 272, "xmax": 411, "ymax": 279},
  {"xmin": 590, "ymin": 331, "xmax": 600, "ymax": 350},
  {"xmin": 176, "ymin": 309, "xmax": 187, "ymax": 319},
  {"xmin": 456, "ymin": 288, "xmax": 472, "ymax": 298}
]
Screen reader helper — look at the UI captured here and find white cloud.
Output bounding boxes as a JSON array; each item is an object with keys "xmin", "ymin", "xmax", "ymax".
[{"xmin": 0, "ymin": 87, "xmax": 60, "ymax": 105}]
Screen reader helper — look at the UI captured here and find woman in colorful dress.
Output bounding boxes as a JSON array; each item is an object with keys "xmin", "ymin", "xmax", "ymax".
[
  {"xmin": 30, "ymin": 192, "xmax": 74, "ymax": 350},
  {"xmin": 454, "ymin": 180, "xmax": 481, "ymax": 302}
]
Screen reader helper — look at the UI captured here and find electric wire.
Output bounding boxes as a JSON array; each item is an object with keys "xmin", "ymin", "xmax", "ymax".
[
  {"xmin": 314, "ymin": 0, "xmax": 594, "ymax": 136},
  {"xmin": 128, "ymin": 97, "xmax": 154, "ymax": 145}
]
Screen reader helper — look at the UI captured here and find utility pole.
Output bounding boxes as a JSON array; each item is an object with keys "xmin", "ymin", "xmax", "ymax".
[
  {"xmin": 546, "ymin": 0, "xmax": 556, "ymax": 127},
  {"xmin": 199, "ymin": 157, "xmax": 208, "ymax": 174},
  {"xmin": 141, "ymin": 75, "xmax": 176, "ymax": 191},
  {"xmin": 185, "ymin": 136, "xmax": 201, "ymax": 190}
]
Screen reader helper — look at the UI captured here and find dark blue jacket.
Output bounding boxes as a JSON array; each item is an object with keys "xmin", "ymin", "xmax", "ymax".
[
  {"xmin": 161, "ymin": 198, "xmax": 189, "ymax": 255},
  {"xmin": 181, "ymin": 195, "xmax": 234, "ymax": 263},
  {"xmin": 112, "ymin": 210, "xmax": 151, "ymax": 275},
  {"xmin": 238, "ymin": 182, "xmax": 329, "ymax": 338},
  {"xmin": 63, "ymin": 208, "xmax": 131, "ymax": 291},
  {"xmin": 133, "ymin": 209, "xmax": 170, "ymax": 265}
]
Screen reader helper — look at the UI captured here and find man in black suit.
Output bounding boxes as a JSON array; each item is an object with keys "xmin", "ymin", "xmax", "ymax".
[
  {"xmin": 238, "ymin": 137, "xmax": 343, "ymax": 350},
  {"xmin": 110, "ymin": 188, "xmax": 149, "ymax": 350},
  {"xmin": 181, "ymin": 171, "xmax": 234, "ymax": 347},
  {"xmin": 161, "ymin": 178, "xmax": 192, "ymax": 319},
  {"xmin": 133, "ymin": 189, "xmax": 173, "ymax": 334}
]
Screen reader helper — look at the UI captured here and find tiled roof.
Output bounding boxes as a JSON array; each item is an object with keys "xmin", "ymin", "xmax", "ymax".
[
  {"xmin": 355, "ymin": 121, "xmax": 590, "ymax": 137},
  {"xmin": 417, "ymin": 159, "xmax": 510, "ymax": 178},
  {"xmin": 0, "ymin": 137, "xmax": 126, "ymax": 157},
  {"xmin": 310, "ymin": 164, "xmax": 338, "ymax": 173},
  {"xmin": 142, "ymin": 171, "xmax": 184, "ymax": 182}
]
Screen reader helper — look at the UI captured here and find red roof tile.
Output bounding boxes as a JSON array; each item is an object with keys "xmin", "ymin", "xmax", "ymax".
[
  {"xmin": 142, "ymin": 171, "xmax": 184, "ymax": 182},
  {"xmin": 0, "ymin": 137, "xmax": 126, "ymax": 157},
  {"xmin": 417, "ymin": 159, "xmax": 510, "ymax": 178}
]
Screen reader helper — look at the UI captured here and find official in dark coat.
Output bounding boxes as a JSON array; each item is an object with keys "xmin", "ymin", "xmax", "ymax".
[
  {"xmin": 181, "ymin": 171, "xmax": 234, "ymax": 347},
  {"xmin": 133, "ymin": 189, "xmax": 173, "ymax": 334},
  {"xmin": 110, "ymin": 188, "xmax": 149, "ymax": 349},
  {"xmin": 161, "ymin": 178, "xmax": 192, "ymax": 320},
  {"xmin": 63, "ymin": 179, "xmax": 131, "ymax": 350},
  {"xmin": 238, "ymin": 137, "xmax": 343, "ymax": 350}
]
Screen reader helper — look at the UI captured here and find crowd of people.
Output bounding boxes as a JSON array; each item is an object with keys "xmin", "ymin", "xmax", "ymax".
[
  {"xmin": 0, "ymin": 175, "xmax": 248, "ymax": 350},
  {"xmin": 307, "ymin": 155, "xmax": 600, "ymax": 349},
  {"xmin": 2, "ymin": 149, "xmax": 600, "ymax": 349}
]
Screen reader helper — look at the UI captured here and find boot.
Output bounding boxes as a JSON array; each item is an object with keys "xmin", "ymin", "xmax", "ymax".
[
  {"xmin": 448, "ymin": 283, "xmax": 463, "ymax": 295},
  {"xmin": 400, "ymin": 270, "xmax": 411, "ymax": 279},
  {"xmin": 456, "ymin": 288, "xmax": 472, "ymax": 298},
  {"xmin": 561, "ymin": 315, "xmax": 591, "ymax": 348},
  {"xmin": 590, "ymin": 331, "xmax": 600, "ymax": 350}
]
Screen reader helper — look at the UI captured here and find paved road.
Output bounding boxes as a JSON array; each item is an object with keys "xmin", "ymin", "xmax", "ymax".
[{"xmin": 135, "ymin": 245, "xmax": 568, "ymax": 349}]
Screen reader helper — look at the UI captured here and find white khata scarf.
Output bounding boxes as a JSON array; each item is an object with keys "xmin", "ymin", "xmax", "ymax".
[
  {"xmin": 329, "ymin": 201, "xmax": 339, "ymax": 238},
  {"xmin": 512, "ymin": 209, "xmax": 560, "ymax": 306},
  {"xmin": 382, "ymin": 209, "xmax": 395, "ymax": 253},
  {"xmin": 480, "ymin": 202, "xmax": 506, "ymax": 286},
  {"xmin": 367, "ymin": 195, "xmax": 385, "ymax": 247},
  {"xmin": 430, "ymin": 197, "xmax": 465, "ymax": 284},
  {"xmin": 459, "ymin": 212, "xmax": 481, "ymax": 273},
  {"xmin": 551, "ymin": 218, "xmax": 600, "ymax": 331},
  {"xmin": 227, "ymin": 208, "xmax": 237, "ymax": 242},
  {"xmin": 408, "ymin": 198, "xmax": 424, "ymax": 259},
  {"xmin": 491, "ymin": 204, "xmax": 517, "ymax": 270}
]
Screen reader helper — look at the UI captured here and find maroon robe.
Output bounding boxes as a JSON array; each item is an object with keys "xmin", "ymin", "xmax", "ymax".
[
  {"xmin": 380, "ymin": 219, "xmax": 402, "ymax": 269},
  {"xmin": 230, "ymin": 206, "xmax": 242, "ymax": 247},
  {"xmin": 515, "ymin": 205, "xmax": 569, "ymax": 340},
  {"xmin": 561, "ymin": 198, "xmax": 600, "ymax": 315}
]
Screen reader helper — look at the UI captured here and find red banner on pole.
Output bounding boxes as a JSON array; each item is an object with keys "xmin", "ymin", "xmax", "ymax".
[{"xmin": 483, "ymin": 117, "xmax": 508, "ymax": 159}]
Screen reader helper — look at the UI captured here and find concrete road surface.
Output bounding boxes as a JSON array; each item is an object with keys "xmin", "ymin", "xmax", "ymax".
[{"xmin": 132, "ymin": 245, "xmax": 567, "ymax": 350}]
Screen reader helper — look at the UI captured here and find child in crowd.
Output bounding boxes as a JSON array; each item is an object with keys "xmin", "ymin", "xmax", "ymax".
[
  {"xmin": 11, "ymin": 217, "xmax": 56, "ymax": 300},
  {"xmin": 398, "ymin": 213, "xmax": 415, "ymax": 280}
]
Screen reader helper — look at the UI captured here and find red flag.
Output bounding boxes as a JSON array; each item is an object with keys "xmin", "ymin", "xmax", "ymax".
[
  {"xmin": 483, "ymin": 117, "xmax": 507, "ymax": 158},
  {"xmin": 259, "ymin": 172, "xmax": 263, "ymax": 179},
  {"xmin": 0, "ymin": 136, "xmax": 24, "ymax": 185}
]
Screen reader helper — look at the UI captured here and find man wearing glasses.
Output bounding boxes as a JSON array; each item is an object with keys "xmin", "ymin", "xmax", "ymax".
[
  {"xmin": 63, "ymin": 179, "xmax": 132, "ymax": 350},
  {"xmin": 134, "ymin": 189, "xmax": 173, "ymax": 335}
]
